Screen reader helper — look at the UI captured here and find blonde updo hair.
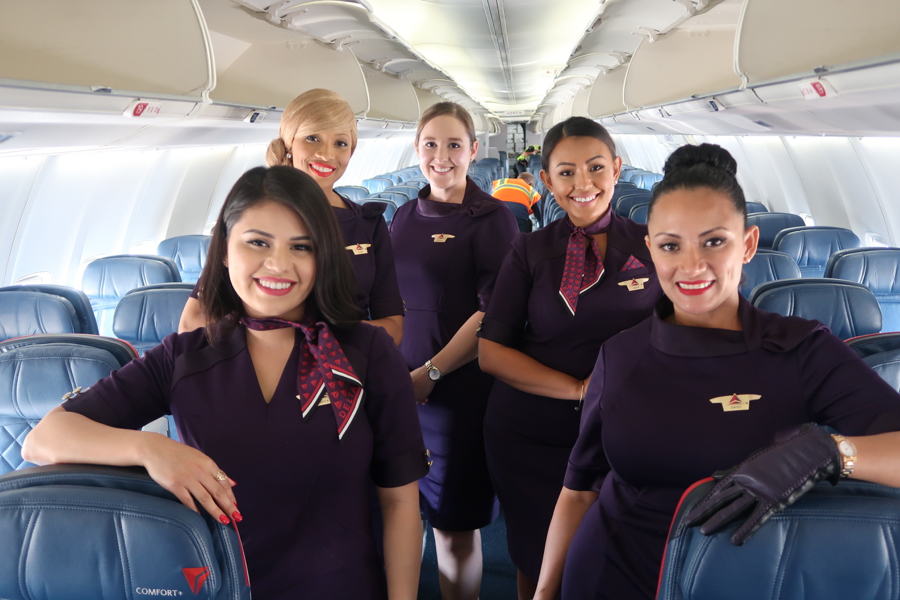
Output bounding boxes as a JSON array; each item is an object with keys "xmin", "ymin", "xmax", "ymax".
[
  {"xmin": 266, "ymin": 88, "xmax": 358, "ymax": 167},
  {"xmin": 415, "ymin": 102, "xmax": 476, "ymax": 146}
]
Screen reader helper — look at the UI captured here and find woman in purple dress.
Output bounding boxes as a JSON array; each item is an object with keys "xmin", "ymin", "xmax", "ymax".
[
  {"xmin": 533, "ymin": 144, "xmax": 900, "ymax": 600},
  {"xmin": 478, "ymin": 117, "xmax": 662, "ymax": 599},
  {"xmin": 25, "ymin": 166, "xmax": 429, "ymax": 600},
  {"xmin": 390, "ymin": 102, "xmax": 519, "ymax": 600},
  {"xmin": 180, "ymin": 89, "xmax": 403, "ymax": 344}
]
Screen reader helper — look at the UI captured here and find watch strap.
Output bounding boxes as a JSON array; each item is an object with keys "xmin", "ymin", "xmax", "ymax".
[{"xmin": 831, "ymin": 433, "xmax": 856, "ymax": 478}]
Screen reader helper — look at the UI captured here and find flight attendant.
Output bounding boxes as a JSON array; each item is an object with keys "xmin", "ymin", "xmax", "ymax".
[
  {"xmin": 390, "ymin": 102, "xmax": 519, "ymax": 600},
  {"xmin": 533, "ymin": 144, "xmax": 900, "ymax": 600},
  {"xmin": 180, "ymin": 88, "xmax": 404, "ymax": 345},
  {"xmin": 25, "ymin": 166, "xmax": 429, "ymax": 600},
  {"xmin": 478, "ymin": 116, "xmax": 662, "ymax": 600}
]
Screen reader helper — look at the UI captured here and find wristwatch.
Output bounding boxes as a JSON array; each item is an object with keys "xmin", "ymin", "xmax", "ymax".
[
  {"xmin": 831, "ymin": 434, "xmax": 857, "ymax": 478},
  {"xmin": 425, "ymin": 359, "xmax": 442, "ymax": 382}
]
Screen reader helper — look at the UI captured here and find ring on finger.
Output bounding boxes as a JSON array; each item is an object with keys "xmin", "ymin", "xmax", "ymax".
[{"xmin": 214, "ymin": 470, "xmax": 227, "ymax": 482}]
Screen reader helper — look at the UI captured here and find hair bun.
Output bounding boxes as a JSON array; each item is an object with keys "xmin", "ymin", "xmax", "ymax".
[
  {"xmin": 663, "ymin": 143, "xmax": 737, "ymax": 177},
  {"xmin": 265, "ymin": 137, "xmax": 290, "ymax": 168}
]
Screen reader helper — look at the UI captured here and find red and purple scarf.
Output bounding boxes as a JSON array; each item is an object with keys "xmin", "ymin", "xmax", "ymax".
[{"xmin": 559, "ymin": 211, "xmax": 612, "ymax": 316}]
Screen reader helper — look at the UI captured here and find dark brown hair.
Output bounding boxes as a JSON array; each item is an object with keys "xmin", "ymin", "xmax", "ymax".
[
  {"xmin": 416, "ymin": 102, "xmax": 476, "ymax": 145},
  {"xmin": 198, "ymin": 166, "xmax": 361, "ymax": 345},
  {"xmin": 541, "ymin": 116, "xmax": 617, "ymax": 172}
]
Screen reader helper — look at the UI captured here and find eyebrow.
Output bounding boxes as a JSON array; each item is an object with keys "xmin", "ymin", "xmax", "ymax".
[
  {"xmin": 652, "ymin": 226, "xmax": 729, "ymax": 239},
  {"xmin": 243, "ymin": 229, "xmax": 311, "ymax": 241},
  {"xmin": 555, "ymin": 155, "xmax": 605, "ymax": 168},
  {"xmin": 422, "ymin": 136, "xmax": 464, "ymax": 142}
]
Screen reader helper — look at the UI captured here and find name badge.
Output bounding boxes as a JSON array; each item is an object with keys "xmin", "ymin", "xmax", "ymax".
[
  {"xmin": 710, "ymin": 394, "xmax": 761, "ymax": 412},
  {"xmin": 618, "ymin": 278, "xmax": 650, "ymax": 291},
  {"xmin": 345, "ymin": 243, "xmax": 371, "ymax": 255},
  {"xmin": 432, "ymin": 234, "xmax": 455, "ymax": 243}
]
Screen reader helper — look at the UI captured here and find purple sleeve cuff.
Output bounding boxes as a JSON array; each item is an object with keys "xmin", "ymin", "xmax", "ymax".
[
  {"xmin": 564, "ymin": 462, "xmax": 609, "ymax": 492},
  {"xmin": 477, "ymin": 317, "xmax": 522, "ymax": 347},
  {"xmin": 189, "ymin": 281, "xmax": 201, "ymax": 300},
  {"xmin": 372, "ymin": 443, "xmax": 431, "ymax": 488}
]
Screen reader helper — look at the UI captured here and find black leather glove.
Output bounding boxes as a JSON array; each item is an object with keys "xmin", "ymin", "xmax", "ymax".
[{"xmin": 684, "ymin": 425, "xmax": 842, "ymax": 546}]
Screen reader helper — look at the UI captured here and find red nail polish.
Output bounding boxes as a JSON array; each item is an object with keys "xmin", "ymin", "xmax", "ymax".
[
  {"xmin": 229, "ymin": 478, "xmax": 237, "ymax": 486},
  {"xmin": 219, "ymin": 514, "xmax": 230, "ymax": 525},
  {"xmin": 232, "ymin": 511, "xmax": 243, "ymax": 523}
]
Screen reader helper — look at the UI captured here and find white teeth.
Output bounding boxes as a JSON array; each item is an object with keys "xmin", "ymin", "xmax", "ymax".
[
  {"xmin": 310, "ymin": 164, "xmax": 334, "ymax": 173},
  {"xmin": 433, "ymin": 166, "xmax": 452, "ymax": 173},
  {"xmin": 571, "ymin": 196, "xmax": 596, "ymax": 203},
  {"xmin": 677, "ymin": 281, "xmax": 713, "ymax": 290},
  {"xmin": 258, "ymin": 280, "xmax": 292, "ymax": 290}
]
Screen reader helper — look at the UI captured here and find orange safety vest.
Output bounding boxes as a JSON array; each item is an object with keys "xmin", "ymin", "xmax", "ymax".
[{"xmin": 491, "ymin": 178, "xmax": 541, "ymax": 214}]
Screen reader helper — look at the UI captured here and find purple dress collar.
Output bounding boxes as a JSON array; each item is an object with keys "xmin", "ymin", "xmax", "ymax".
[{"xmin": 416, "ymin": 177, "xmax": 498, "ymax": 218}]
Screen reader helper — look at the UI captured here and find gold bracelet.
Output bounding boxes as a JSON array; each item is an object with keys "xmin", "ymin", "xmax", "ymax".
[{"xmin": 579, "ymin": 380, "xmax": 585, "ymax": 402}]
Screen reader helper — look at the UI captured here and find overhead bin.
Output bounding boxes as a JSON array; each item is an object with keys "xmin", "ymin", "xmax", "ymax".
[
  {"xmin": 414, "ymin": 87, "xmax": 443, "ymax": 116},
  {"xmin": 361, "ymin": 66, "xmax": 419, "ymax": 122},
  {"xmin": 571, "ymin": 87, "xmax": 592, "ymax": 118},
  {"xmin": 587, "ymin": 68, "xmax": 628, "ymax": 118},
  {"xmin": 735, "ymin": 0, "xmax": 900, "ymax": 85},
  {"xmin": 0, "ymin": 0, "xmax": 212, "ymax": 98}
]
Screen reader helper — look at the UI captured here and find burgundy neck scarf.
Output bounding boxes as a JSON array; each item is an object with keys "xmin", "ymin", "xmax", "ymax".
[
  {"xmin": 241, "ymin": 316, "xmax": 363, "ymax": 440},
  {"xmin": 559, "ymin": 210, "xmax": 612, "ymax": 316}
]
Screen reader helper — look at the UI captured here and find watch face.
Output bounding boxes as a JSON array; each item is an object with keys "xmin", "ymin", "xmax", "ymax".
[
  {"xmin": 428, "ymin": 369, "xmax": 441, "ymax": 381},
  {"xmin": 838, "ymin": 440, "xmax": 856, "ymax": 457}
]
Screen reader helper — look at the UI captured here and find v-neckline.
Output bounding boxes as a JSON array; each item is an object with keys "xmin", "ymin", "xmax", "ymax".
[{"xmin": 244, "ymin": 327, "xmax": 299, "ymax": 405}]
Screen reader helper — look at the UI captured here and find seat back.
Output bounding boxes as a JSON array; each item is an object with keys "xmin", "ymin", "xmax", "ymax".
[
  {"xmin": 746, "ymin": 201, "xmax": 769, "ymax": 214},
  {"xmin": 740, "ymin": 250, "xmax": 802, "ymax": 297},
  {"xmin": 0, "ymin": 291, "xmax": 80, "ymax": 342},
  {"xmin": 826, "ymin": 248, "xmax": 900, "ymax": 332},
  {"xmin": 334, "ymin": 185, "xmax": 370, "ymax": 201},
  {"xmin": 113, "ymin": 284, "xmax": 194, "ymax": 356},
  {"xmin": 0, "ymin": 284, "xmax": 98, "ymax": 335},
  {"xmin": 846, "ymin": 332, "xmax": 900, "ymax": 392},
  {"xmin": 749, "ymin": 278, "xmax": 881, "ymax": 340},
  {"xmin": 362, "ymin": 177, "xmax": 392, "ymax": 193},
  {"xmin": 0, "ymin": 334, "xmax": 136, "ymax": 474},
  {"xmin": 0, "ymin": 464, "xmax": 250, "ymax": 600},
  {"xmin": 385, "ymin": 185, "xmax": 420, "ymax": 199},
  {"xmin": 359, "ymin": 198, "xmax": 397, "ymax": 224},
  {"xmin": 157, "ymin": 235, "xmax": 211, "ymax": 283},
  {"xmin": 82, "ymin": 255, "xmax": 181, "ymax": 336},
  {"xmin": 773, "ymin": 226, "xmax": 860, "ymax": 277},
  {"xmin": 615, "ymin": 189, "xmax": 653, "ymax": 217},
  {"xmin": 632, "ymin": 171, "xmax": 662, "ymax": 190},
  {"xmin": 658, "ymin": 478, "xmax": 900, "ymax": 600},
  {"xmin": 628, "ymin": 203, "xmax": 649, "ymax": 224},
  {"xmin": 527, "ymin": 154, "xmax": 542, "ymax": 175},
  {"xmin": 747, "ymin": 212, "xmax": 806, "ymax": 249}
]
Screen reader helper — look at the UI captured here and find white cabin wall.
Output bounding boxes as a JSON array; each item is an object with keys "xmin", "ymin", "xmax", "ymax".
[{"xmin": 339, "ymin": 135, "xmax": 419, "ymax": 186}]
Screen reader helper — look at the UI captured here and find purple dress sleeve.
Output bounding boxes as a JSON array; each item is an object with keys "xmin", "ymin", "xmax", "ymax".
[
  {"xmin": 563, "ymin": 345, "xmax": 611, "ymax": 492},
  {"xmin": 365, "ymin": 211, "xmax": 404, "ymax": 320},
  {"xmin": 363, "ymin": 326, "xmax": 430, "ymax": 487},
  {"xmin": 478, "ymin": 234, "xmax": 530, "ymax": 347},
  {"xmin": 474, "ymin": 208, "xmax": 519, "ymax": 312},
  {"xmin": 189, "ymin": 281, "xmax": 200, "ymax": 299}
]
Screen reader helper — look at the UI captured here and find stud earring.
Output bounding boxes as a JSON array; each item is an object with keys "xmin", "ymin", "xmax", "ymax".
[{"xmin": 285, "ymin": 152, "xmax": 292, "ymax": 159}]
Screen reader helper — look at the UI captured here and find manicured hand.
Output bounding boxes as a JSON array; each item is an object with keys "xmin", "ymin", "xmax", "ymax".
[{"xmin": 410, "ymin": 366, "xmax": 436, "ymax": 403}]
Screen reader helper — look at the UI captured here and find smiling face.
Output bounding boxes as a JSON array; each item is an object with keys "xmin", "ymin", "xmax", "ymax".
[
  {"xmin": 225, "ymin": 200, "xmax": 316, "ymax": 322},
  {"xmin": 290, "ymin": 128, "xmax": 353, "ymax": 192},
  {"xmin": 646, "ymin": 187, "xmax": 759, "ymax": 330},
  {"xmin": 539, "ymin": 135, "xmax": 621, "ymax": 228},
  {"xmin": 416, "ymin": 114, "xmax": 478, "ymax": 194}
]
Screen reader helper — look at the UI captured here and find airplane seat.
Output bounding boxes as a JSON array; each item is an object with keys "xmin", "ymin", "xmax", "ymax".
[
  {"xmin": 621, "ymin": 170, "xmax": 648, "ymax": 183},
  {"xmin": 746, "ymin": 212, "xmax": 806, "ymax": 249},
  {"xmin": 658, "ymin": 477, "xmax": 900, "ymax": 600},
  {"xmin": 740, "ymin": 250, "xmax": 802, "ymax": 297},
  {"xmin": 0, "ymin": 284, "xmax": 98, "ymax": 335},
  {"xmin": 359, "ymin": 198, "xmax": 397, "ymax": 224},
  {"xmin": 477, "ymin": 158, "xmax": 502, "ymax": 180},
  {"xmin": 845, "ymin": 332, "xmax": 900, "ymax": 391},
  {"xmin": 0, "ymin": 464, "xmax": 250, "ymax": 600},
  {"xmin": 500, "ymin": 201, "xmax": 531, "ymax": 232},
  {"xmin": 113, "ymin": 284, "xmax": 193, "ymax": 356},
  {"xmin": 0, "ymin": 334, "xmax": 136, "ymax": 475},
  {"xmin": 628, "ymin": 203, "xmax": 649, "ymax": 224},
  {"xmin": 82, "ymin": 255, "xmax": 181, "ymax": 337},
  {"xmin": 498, "ymin": 151, "xmax": 508, "ymax": 177},
  {"xmin": 615, "ymin": 181, "xmax": 638, "ymax": 191},
  {"xmin": 0, "ymin": 291, "xmax": 80, "ymax": 342},
  {"xmin": 385, "ymin": 173, "xmax": 403, "ymax": 185},
  {"xmin": 749, "ymin": 279, "xmax": 881, "ymax": 340},
  {"xmin": 385, "ymin": 185, "xmax": 420, "ymax": 199},
  {"xmin": 362, "ymin": 177, "xmax": 391, "ymax": 193},
  {"xmin": 406, "ymin": 178, "xmax": 428, "ymax": 190},
  {"xmin": 615, "ymin": 190, "xmax": 653, "ymax": 217},
  {"xmin": 156, "ymin": 235, "xmax": 211, "ymax": 284},
  {"xmin": 369, "ymin": 191, "xmax": 408, "ymax": 207},
  {"xmin": 773, "ymin": 226, "xmax": 861, "ymax": 277},
  {"xmin": 825, "ymin": 248, "xmax": 900, "ymax": 332},
  {"xmin": 334, "ymin": 185, "xmax": 370, "ymax": 201},
  {"xmin": 633, "ymin": 172, "xmax": 662, "ymax": 190},
  {"xmin": 746, "ymin": 201, "xmax": 769, "ymax": 214},
  {"xmin": 527, "ymin": 154, "xmax": 542, "ymax": 176}
]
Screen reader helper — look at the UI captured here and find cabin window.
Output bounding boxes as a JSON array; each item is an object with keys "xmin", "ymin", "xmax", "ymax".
[
  {"xmin": 865, "ymin": 232, "xmax": 889, "ymax": 248},
  {"xmin": 13, "ymin": 272, "xmax": 51, "ymax": 285}
]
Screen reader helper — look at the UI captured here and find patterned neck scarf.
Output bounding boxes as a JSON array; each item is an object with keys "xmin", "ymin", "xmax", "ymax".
[
  {"xmin": 559, "ymin": 210, "xmax": 612, "ymax": 316},
  {"xmin": 240, "ymin": 316, "xmax": 363, "ymax": 440}
]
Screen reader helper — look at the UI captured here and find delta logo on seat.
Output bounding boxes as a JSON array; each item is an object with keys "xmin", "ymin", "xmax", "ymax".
[{"xmin": 133, "ymin": 566, "xmax": 211, "ymax": 596}]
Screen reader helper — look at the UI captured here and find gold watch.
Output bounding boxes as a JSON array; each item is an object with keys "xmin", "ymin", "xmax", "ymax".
[{"xmin": 831, "ymin": 434, "xmax": 857, "ymax": 478}]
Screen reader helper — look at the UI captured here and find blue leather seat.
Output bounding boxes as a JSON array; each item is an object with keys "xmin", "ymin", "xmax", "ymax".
[
  {"xmin": 477, "ymin": 158, "xmax": 502, "ymax": 180},
  {"xmin": 749, "ymin": 279, "xmax": 881, "ymax": 340},
  {"xmin": 615, "ymin": 189, "xmax": 652, "ymax": 217},
  {"xmin": 362, "ymin": 177, "xmax": 392, "ymax": 194},
  {"xmin": 846, "ymin": 332, "xmax": 900, "ymax": 392},
  {"xmin": 746, "ymin": 201, "xmax": 769, "ymax": 214},
  {"xmin": 773, "ymin": 226, "xmax": 861, "ymax": 278},
  {"xmin": 747, "ymin": 212, "xmax": 806, "ymax": 249},
  {"xmin": 157, "ymin": 235, "xmax": 211, "ymax": 283},
  {"xmin": 632, "ymin": 172, "xmax": 662, "ymax": 190},
  {"xmin": 826, "ymin": 248, "xmax": 900, "ymax": 333},
  {"xmin": 629, "ymin": 203, "xmax": 649, "ymax": 224},
  {"xmin": 0, "ymin": 334, "xmax": 136, "ymax": 474},
  {"xmin": 658, "ymin": 477, "xmax": 900, "ymax": 600},
  {"xmin": 740, "ymin": 250, "xmax": 802, "ymax": 297},
  {"xmin": 334, "ymin": 185, "xmax": 370, "ymax": 201},
  {"xmin": 0, "ymin": 464, "xmax": 250, "ymax": 600},
  {"xmin": 527, "ymin": 154, "xmax": 542, "ymax": 176},
  {"xmin": 113, "ymin": 284, "xmax": 194, "ymax": 356},
  {"xmin": 385, "ymin": 185, "xmax": 420, "ymax": 200},
  {"xmin": 0, "ymin": 290, "xmax": 80, "ymax": 342},
  {"xmin": 82, "ymin": 255, "xmax": 181, "ymax": 336},
  {"xmin": 0, "ymin": 284, "xmax": 98, "ymax": 335},
  {"xmin": 405, "ymin": 178, "xmax": 428, "ymax": 190}
]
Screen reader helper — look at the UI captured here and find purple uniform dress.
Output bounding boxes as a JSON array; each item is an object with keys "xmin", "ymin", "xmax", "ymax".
[
  {"xmin": 562, "ymin": 296, "xmax": 900, "ymax": 600},
  {"xmin": 62, "ymin": 322, "xmax": 428, "ymax": 600},
  {"xmin": 191, "ymin": 198, "xmax": 403, "ymax": 320},
  {"xmin": 390, "ymin": 177, "xmax": 519, "ymax": 531},
  {"xmin": 477, "ymin": 212, "xmax": 662, "ymax": 582}
]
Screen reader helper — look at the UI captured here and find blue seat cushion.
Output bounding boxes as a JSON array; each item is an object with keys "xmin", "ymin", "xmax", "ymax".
[
  {"xmin": 0, "ymin": 285, "xmax": 98, "ymax": 335},
  {"xmin": 113, "ymin": 286, "xmax": 193, "ymax": 355},
  {"xmin": 157, "ymin": 235, "xmax": 211, "ymax": 284},
  {"xmin": 740, "ymin": 250, "xmax": 801, "ymax": 297},
  {"xmin": 773, "ymin": 226, "xmax": 860, "ymax": 277},
  {"xmin": 747, "ymin": 213, "xmax": 806, "ymax": 249},
  {"xmin": 0, "ymin": 291, "xmax": 79, "ymax": 342},
  {"xmin": 826, "ymin": 248, "xmax": 900, "ymax": 332}
]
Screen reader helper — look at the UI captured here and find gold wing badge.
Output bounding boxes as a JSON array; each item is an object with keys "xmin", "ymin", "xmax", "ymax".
[
  {"xmin": 432, "ymin": 234, "xmax": 455, "ymax": 243},
  {"xmin": 710, "ymin": 393, "xmax": 761, "ymax": 412},
  {"xmin": 345, "ymin": 243, "xmax": 371, "ymax": 255},
  {"xmin": 617, "ymin": 278, "xmax": 650, "ymax": 291}
]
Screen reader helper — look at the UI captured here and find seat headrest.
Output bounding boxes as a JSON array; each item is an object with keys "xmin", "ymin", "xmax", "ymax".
[
  {"xmin": 629, "ymin": 203, "xmax": 649, "ymax": 224},
  {"xmin": 825, "ymin": 248, "xmax": 900, "ymax": 294},
  {"xmin": 740, "ymin": 250, "xmax": 801, "ymax": 297},
  {"xmin": 0, "ymin": 333, "xmax": 138, "ymax": 367},
  {"xmin": 746, "ymin": 213, "xmax": 806, "ymax": 249},
  {"xmin": 0, "ymin": 464, "xmax": 250, "ymax": 600},
  {"xmin": 0, "ymin": 285, "xmax": 98, "ymax": 335},
  {"xmin": 0, "ymin": 291, "xmax": 79, "ymax": 342},
  {"xmin": 745, "ymin": 201, "xmax": 768, "ymax": 214},
  {"xmin": 773, "ymin": 226, "xmax": 860, "ymax": 276},
  {"xmin": 113, "ymin": 286, "xmax": 192, "ymax": 355},
  {"xmin": 157, "ymin": 236, "xmax": 211, "ymax": 284},
  {"xmin": 658, "ymin": 478, "xmax": 900, "ymax": 600},
  {"xmin": 846, "ymin": 332, "xmax": 900, "ymax": 359},
  {"xmin": 82, "ymin": 255, "xmax": 182, "ymax": 300},
  {"xmin": 749, "ymin": 278, "xmax": 881, "ymax": 340}
]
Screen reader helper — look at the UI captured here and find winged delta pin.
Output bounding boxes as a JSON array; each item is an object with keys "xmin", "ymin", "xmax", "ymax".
[
  {"xmin": 617, "ymin": 278, "xmax": 650, "ymax": 292},
  {"xmin": 432, "ymin": 234, "xmax": 455, "ymax": 243},
  {"xmin": 345, "ymin": 243, "xmax": 371, "ymax": 255},
  {"xmin": 710, "ymin": 393, "xmax": 761, "ymax": 412}
]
